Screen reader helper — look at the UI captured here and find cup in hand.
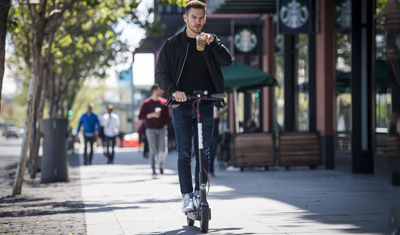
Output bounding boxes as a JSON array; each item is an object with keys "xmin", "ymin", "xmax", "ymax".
[
  {"xmin": 196, "ymin": 35, "xmax": 205, "ymax": 51},
  {"xmin": 155, "ymin": 107, "xmax": 162, "ymax": 113}
]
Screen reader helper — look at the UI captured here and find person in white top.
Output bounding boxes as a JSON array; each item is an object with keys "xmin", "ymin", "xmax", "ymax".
[{"xmin": 103, "ymin": 105, "xmax": 120, "ymax": 164}]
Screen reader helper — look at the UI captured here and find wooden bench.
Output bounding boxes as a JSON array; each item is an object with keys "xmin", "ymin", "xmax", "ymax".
[
  {"xmin": 278, "ymin": 132, "xmax": 320, "ymax": 169},
  {"xmin": 233, "ymin": 132, "xmax": 275, "ymax": 171},
  {"xmin": 387, "ymin": 134, "xmax": 399, "ymax": 158},
  {"xmin": 376, "ymin": 132, "xmax": 389, "ymax": 155},
  {"xmin": 387, "ymin": 134, "xmax": 400, "ymax": 175}
]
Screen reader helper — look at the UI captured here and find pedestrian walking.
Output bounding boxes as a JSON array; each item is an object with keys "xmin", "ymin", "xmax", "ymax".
[
  {"xmin": 155, "ymin": 0, "xmax": 232, "ymax": 213},
  {"xmin": 76, "ymin": 103, "xmax": 101, "ymax": 165},
  {"xmin": 209, "ymin": 104, "xmax": 228, "ymax": 176},
  {"xmin": 138, "ymin": 84, "xmax": 171, "ymax": 178},
  {"xmin": 137, "ymin": 121, "xmax": 149, "ymax": 158},
  {"xmin": 102, "ymin": 105, "xmax": 120, "ymax": 164}
]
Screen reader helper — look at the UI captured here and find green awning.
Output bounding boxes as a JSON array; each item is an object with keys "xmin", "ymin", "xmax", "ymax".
[{"xmin": 222, "ymin": 60, "xmax": 277, "ymax": 92}]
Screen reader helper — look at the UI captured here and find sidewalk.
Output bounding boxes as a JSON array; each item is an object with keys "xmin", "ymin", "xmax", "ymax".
[
  {"xmin": 0, "ymin": 138, "xmax": 85, "ymax": 235},
  {"xmin": 0, "ymin": 139, "xmax": 399, "ymax": 235},
  {"xmin": 80, "ymin": 147, "xmax": 400, "ymax": 235}
]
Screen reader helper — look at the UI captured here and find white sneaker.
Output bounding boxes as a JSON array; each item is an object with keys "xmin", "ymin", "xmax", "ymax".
[{"xmin": 181, "ymin": 194, "xmax": 194, "ymax": 213}]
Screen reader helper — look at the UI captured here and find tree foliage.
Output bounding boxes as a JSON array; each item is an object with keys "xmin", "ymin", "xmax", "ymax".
[
  {"xmin": 7, "ymin": 0, "xmax": 165, "ymax": 194},
  {"xmin": 156, "ymin": 0, "xmax": 188, "ymax": 7},
  {"xmin": 6, "ymin": 0, "xmax": 165, "ymax": 117}
]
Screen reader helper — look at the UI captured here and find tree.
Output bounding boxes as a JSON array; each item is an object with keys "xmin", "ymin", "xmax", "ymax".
[
  {"xmin": 11, "ymin": 0, "xmax": 84, "ymax": 195},
  {"xmin": 8, "ymin": 0, "xmax": 165, "ymax": 194},
  {"xmin": 0, "ymin": 0, "xmax": 12, "ymax": 106},
  {"xmin": 156, "ymin": 0, "xmax": 188, "ymax": 6}
]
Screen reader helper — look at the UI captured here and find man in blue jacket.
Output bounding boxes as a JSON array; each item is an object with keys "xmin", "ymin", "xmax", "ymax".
[{"xmin": 76, "ymin": 103, "xmax": 101, "ymax": 165}]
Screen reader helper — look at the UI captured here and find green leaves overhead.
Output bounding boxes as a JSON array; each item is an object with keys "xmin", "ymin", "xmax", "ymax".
[
  {"xmin": 6, "ymin": 0, "xmax": 175, "ymax": 118},
  {"xmin": 156, "ymin": 0, "xmax": 188, "ymax": 7},
  {"xmin": 59, "ymin": 35, "xmax": 73, "ymax": 47}
]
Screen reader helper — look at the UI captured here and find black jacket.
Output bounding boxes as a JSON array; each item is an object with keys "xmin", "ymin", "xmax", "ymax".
[{"xmin": 155, "ymin": 28, "xmax": 232, "ymax": 104}]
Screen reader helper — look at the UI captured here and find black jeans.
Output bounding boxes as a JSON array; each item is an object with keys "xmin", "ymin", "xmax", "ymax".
[
  {"xmin": 105, "ymin": 136, "xmax": 116, "ymax": 163},
  {"xmin": 83, "ymin": 136, "xmax": 95, "ymax": 164}
]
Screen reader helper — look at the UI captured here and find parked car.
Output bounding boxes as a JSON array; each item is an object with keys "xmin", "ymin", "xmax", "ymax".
[{"xmin": 6, "ymin": 127, "xmax": 19, "ymax": 138}]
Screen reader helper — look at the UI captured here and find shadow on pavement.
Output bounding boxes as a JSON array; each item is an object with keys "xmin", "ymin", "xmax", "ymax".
[
  {"xmin": 77, "ymin": 147, "xmax": 400, "ymax": 234},
  {"xmin": 138, "ymin": 226, "xmax": 248, "ymax": 235}
]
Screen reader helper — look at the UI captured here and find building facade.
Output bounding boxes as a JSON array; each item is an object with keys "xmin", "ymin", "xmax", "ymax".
[{"xmin": 136, "ymin": 0, "xmax": 397, "ymax": 185}]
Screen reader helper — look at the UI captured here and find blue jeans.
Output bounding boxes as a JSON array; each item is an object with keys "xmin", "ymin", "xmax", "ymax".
[
  {"xmin": 104, "ymin": 135, "xmax": 116, "ymax": 162},
  {"xmin": 83, "ymin": 135, "xmax": 95, "ymax": 164},
  {"xmin": 171, "ymin": 102, "xmax": 214, "ymax": 197}
]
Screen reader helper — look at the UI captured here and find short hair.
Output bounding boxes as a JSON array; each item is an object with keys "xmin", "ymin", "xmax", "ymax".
[
  {"xmin": 185, "ymin": 0, "xmax": 206, "ymax": 14},
  {"xmin": 151, "ymin": 84, "xmax": 160, "ymax": 92},
  {"xmin": 107, "ymin": 104, "xmax": 114, "ymax": 110}
]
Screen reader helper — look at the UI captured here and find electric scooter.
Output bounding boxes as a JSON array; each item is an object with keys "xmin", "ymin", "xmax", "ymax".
[{"xmin": 172, "ymin": 90, "xmax": 226, "ymax": 233}]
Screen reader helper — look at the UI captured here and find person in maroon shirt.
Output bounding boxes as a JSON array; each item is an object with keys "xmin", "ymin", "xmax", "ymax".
[{"xmin": 138, "ymin": 84, "xmax": 171, "ymax": 178}]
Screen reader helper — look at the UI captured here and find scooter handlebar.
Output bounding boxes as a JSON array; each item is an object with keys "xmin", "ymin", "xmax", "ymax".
[{"xmin": 171, "ymin": 93, "xmax": 226, "ymax": 102}]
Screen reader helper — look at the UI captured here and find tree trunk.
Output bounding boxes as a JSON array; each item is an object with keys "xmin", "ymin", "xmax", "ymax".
[
  {"xmin": 30, "ymin": 32, "xmax": 54, "ymax": 179},
  {"xmin": 13, "ymin": 66, "xmax": 39, "ymax": 195},
  {"xmin": 29, "ymin": 58, "xmax": 43, "ymax": 175},
  {"xmin": 30, "ymin": 74, "xmax": 47, "ymax": 179},
  {"xmin": 13, "ymin": 0, "xmax": 48, "ymax": 196},
  {"xmin": 0, "ymin": 0, "xmax": 11, "ymax": 105},
  {"xmin": 51, "ymin": 74, "xmax": 62, "ymax": 118},
  {"xmin": 48, "ymin": 69, "xmax": 55, "ymax": 116}
]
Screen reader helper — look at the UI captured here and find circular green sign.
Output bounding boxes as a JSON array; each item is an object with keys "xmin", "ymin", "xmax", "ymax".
[{"xmin": 234, "ymin": 28, "xmax": 258, "ymax": 53}]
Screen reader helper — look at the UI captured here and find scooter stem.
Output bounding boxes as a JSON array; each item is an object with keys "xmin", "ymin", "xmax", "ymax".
[{"xmin": 196, "ymin": 99, "xmax": 208, "ymax": 206}]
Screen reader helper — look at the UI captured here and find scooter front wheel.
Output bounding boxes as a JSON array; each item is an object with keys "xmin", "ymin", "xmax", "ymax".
[{"xmin": 200, "ymin": 206, "xmax": 209, "ymax": 233}]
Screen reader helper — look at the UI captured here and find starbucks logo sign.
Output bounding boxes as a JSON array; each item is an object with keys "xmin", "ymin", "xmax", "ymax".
[
  {"xmin": 234, "ymin": 28, "xmax": 257, "ymax": 53},
  {"xmin": 336, "ymin": 0, "xmax": 351, "ymax": 28},
  {"xmin": 280, "ymin": 0, "xmax": 309, "ymax": 29}
]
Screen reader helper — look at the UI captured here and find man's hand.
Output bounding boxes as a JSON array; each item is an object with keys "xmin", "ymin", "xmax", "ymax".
[
  {"xmin": 172, "ymin": 91, "xmax": 187, "ymax": 102},
  {"xmin": 147, "ymin": 112, "xmax": 161, "ymax": 119},
  {"xmin": 201, "ymin": 32, "xmax": 214, "ymax": 45}
]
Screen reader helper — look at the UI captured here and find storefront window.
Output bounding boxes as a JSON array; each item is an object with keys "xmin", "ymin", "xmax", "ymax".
[
  {"xmin": 336, "ymin": 33, "xmax": 352, "ymax": 131},
  {"xmin": 375, "ymin": 1, "xmax": 387, "ymax": 130},
  {"xmin": 296, "ymin": 34, "xmax": 309, "ymax": 131},
  {"xmin": 274, "ymin": 28, "xmax": 284, "ymax": 131},
  {"xmin": 238, "ymin": 92, "xmax": 244, "ymax": 133},
  {"xmin": 250, "ymin": 91, "xmax": 260, "ymax": 128},
  {"xmin": 376, "ymin": 0, "xmax": 386, "ymax": 15},
  {"xmin": 275, "ymin": 55, "xmax": 284, "ymax": 132}
]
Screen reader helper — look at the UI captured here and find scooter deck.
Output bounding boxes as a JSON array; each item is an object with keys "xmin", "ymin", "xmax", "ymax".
[
  {"xmin": 186, "ymin": 210, "xmax": 199, "ymax": 221},
  {"xmin": 186, "ymin": 207, "xmax": 211, "ymax": 221}
]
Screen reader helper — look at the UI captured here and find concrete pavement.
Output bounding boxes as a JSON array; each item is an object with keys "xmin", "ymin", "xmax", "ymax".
[
  {"xmin": 1, "ymin": 136, "xmax": 399, "ymax": 235},
  {"xmin": 0, "ymin": 137, "xmax": 86, "ymax": 235},
  {"xmin": 80, "ymin": 147, "xmax": 400, "ymax": 235}
]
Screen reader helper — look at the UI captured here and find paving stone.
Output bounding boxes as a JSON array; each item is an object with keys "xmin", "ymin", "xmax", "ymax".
[{"xmin": 0, "ymin": 142, "xmax": 86, "ymax": 235}]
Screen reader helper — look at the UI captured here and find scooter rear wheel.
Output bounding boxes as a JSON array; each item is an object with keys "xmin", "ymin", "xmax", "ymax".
[
  {"xmin": 200, "ymin": 206, "xmax": 209, "ymax": 233},
  {"xmin": 187, "ymin": 217, "xmax": 194, "ymax": 226}
]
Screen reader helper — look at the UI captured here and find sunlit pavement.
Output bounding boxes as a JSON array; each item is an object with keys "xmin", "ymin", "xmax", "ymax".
[
  {"xmin": 0, "ymin": 136, "xmax": 23, "ymax": 169},
  {"xmin": 77, "ymin": 145, "xmax": 400, "ymax": 235}
]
